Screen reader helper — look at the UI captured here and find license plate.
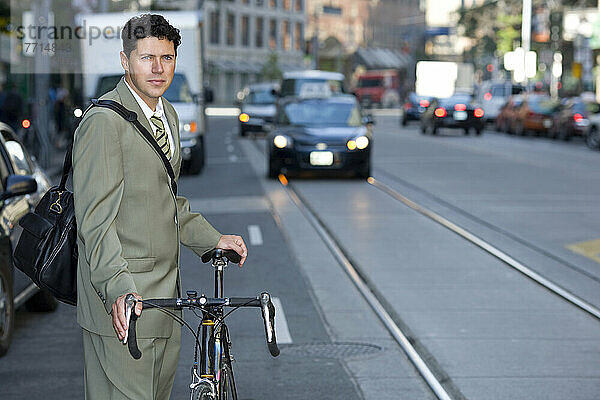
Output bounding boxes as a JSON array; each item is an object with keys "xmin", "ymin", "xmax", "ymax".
[
  {"xmin": 454, "ymin": 111, "xmax": 467, "ymax": 121},
  {"xmin": 310, "ymin": 151, "xmax": 333, "ymax": 166},
  {"xmin": 543, "ymin": 119, "xmax": 552, "ymax": 128}
]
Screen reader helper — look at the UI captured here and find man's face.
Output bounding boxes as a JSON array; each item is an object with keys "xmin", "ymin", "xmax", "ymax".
[{"xmin": 120, "ymin": 36, "xmax": 176, "ymax": 104}]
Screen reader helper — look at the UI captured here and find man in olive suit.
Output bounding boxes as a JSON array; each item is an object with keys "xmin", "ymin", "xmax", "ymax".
[{"xmin": 72, "ymin": 14, "xmax": 247, "ymax": 399}]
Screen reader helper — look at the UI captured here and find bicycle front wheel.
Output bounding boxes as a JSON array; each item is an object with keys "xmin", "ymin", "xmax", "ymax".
[
  {"xmin": 219, "ymin": 364, "xmax": 237, "ymax": 400},
  {"xmin": 192, "ymin": 382, "xmax": 215, "ymax": 400}
]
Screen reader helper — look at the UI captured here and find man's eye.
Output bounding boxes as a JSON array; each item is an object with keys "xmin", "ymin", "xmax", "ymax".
[{"xmin": 163, "ymin": 56, "xmax": 173, "ymax": 61}]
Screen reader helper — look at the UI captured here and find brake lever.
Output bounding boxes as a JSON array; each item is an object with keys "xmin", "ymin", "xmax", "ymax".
[{"xmin": 259, "ymin": 292, "xmax": 280, "ymax": 357}]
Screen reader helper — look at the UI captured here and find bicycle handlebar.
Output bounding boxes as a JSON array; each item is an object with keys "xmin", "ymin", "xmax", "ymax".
[{"xmin": 125, "ymin": 292, "xmax": 280, "ymax": 359}]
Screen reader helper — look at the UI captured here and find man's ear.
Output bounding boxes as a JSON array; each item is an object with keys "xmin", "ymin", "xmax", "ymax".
[{"xmin": 120, "ymin": 51, "xmax": 129, "ymax": 72}]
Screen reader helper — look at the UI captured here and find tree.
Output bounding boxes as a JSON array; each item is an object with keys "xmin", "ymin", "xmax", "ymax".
[{"xmin": 261, "ymin": 52, "xmax": 283, "ymax": 82}]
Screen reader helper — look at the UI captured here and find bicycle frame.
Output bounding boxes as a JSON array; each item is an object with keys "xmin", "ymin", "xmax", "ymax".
[
  {"xmin": 191, "ymin": 255, "xmax": 234, "ymax": 399},
  {"xmin": 126, "ymin": 249, "xmax": 278, "ymax": 400}
]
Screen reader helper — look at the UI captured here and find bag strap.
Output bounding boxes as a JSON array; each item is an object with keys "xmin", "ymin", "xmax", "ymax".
[
  {"xmin": 59, "ymin": 100, "xmax": 179, "ymax": 197},
  {"xmin": 89, "ymin": 99, "xmax": 178, "ymax": 196}
]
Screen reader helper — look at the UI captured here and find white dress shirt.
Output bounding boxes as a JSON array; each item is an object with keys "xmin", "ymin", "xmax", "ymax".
[{"xmin": 124, "ymin": 77, "xmax": 175, "ymax": 158}]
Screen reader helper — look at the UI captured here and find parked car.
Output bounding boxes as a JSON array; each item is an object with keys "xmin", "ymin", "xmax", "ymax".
[
  {"xmin": 585, "ymin": 112, "xmax": 600, "ymax": 150},
  {"xmin": 354, "ymin": 69, "xmax": 401, "ymax": 108},
  {"xmin": 401, "ymin": 92, "xmax": 432, "ymax": 126},
  {"xmin": 495, "ymin": 95, "xmax": 524, "ymax": 133},
  {"xmin": 236, "ymin": 82, "xmax": 278, "ymax": 136},
  {"xmin": 278, "ymin": 70, "xmax": 345, "ymax": 98},
  {"xmin": 0, "ymin": 121, "xmax": 57, "ymax": 357},
  {"xmin": 267, "ymin": 95, "xmax": 373, "ymax": 178},
  {"xmin": 511, "ymin": 94, "xmax": 559, "ymax": 136},
  {"xmin": 420, "ymin": 93, "xmax": 485, "ymax": 135},
  {"xmin": 550, "ymin": 97, "xmax": 599, "ymax": 141},
  {"xmin": 476, "ymin": 81, "xmax": 524, "ymax": 123}
]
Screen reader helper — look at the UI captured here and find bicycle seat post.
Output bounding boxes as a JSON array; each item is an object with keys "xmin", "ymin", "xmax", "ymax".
[{"xmin": 212, "ymin": 251, "xmax": 227, "ymax": 298}]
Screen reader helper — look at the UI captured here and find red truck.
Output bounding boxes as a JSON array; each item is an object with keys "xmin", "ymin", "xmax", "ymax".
[{"xmin": 354, "ymin": 69, "xmax": 402, "ymax": 108}]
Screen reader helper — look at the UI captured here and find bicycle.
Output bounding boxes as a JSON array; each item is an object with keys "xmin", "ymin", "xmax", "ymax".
[{"xmin": 125, "ymin": 249, "xmax": 280, "ymax": 400}]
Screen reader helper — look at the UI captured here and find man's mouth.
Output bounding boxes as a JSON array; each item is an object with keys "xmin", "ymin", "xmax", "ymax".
[{"xmin": 148, "ymin": 79, "xmax": 165, "ymax": 86}]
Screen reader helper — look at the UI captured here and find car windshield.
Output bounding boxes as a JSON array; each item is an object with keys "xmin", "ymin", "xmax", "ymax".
[
  {"xmin": 357, "ymin": 78, "xmax": 383, "ymax": 88},
  {"xmin": 528, "ymin": 97, "xmax": 558, "ymax": 114},
  {"xmin": 439, "ymin": 95, "xmax": 472, "ymax": 107},
  {"xmin": 246, "ymin": 88, "xmax": 275, "ymax": 105},
  {"xmin": 163, "ymin": 74, "xmax": 194, "ymax": 103},
  {"xmin": 409, "ymin": 93, "xmax": 430, "ymax": 103},
  {"xmin": 95, "ymin": 75, "xmax": 122, "ymax": 98},
  {"xmin": 572, "ymin": 101, "xmax": 600, "ymax": 114},
  {"xmin": 280, "ymin": 100, "xmax": 362, "ymax": 126},
  {"xmin": 94, "ymin": 73, "xmax": 193, "ymax": 103}
]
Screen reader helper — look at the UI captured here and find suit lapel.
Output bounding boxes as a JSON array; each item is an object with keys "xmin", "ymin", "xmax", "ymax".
[
  {"xmin": 163, "ymin": 102, "xmax": 181, "ymax": 176},
  {"xmin": 116, "ymin": 79, "xmax": 181, "ymax": 176},
  {"xmin": 115, "ymin": 79, "xmax": 155, "ymax": 140}
]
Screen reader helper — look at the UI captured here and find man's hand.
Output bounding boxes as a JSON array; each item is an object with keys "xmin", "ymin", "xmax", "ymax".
[
  {"xmin": 112, "ymin": 292, "xmax": 143, "ymax": 341},
  {"xmin": 216, "ymin": 235, "xmax": 248, "ymax": 267}
]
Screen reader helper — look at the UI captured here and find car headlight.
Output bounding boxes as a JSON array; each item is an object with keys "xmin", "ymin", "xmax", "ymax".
[
  {"xmin": 347, "ymin": 135, "xmax": 369, "ymax": 150},
  {"xmin": 239, "ymin": 113, "xmax": 250, "ymax": 123},
  {"xmin": 180, "ymin": 121, "xmax": 198, "ymax": 138},
  {"xmin": 273, "ymin": 135, "xmax": 292, "ymax": 149}
]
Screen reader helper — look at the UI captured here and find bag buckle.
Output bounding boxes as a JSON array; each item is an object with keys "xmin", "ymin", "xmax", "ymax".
[{"xmin": 50, "ymin": 191, "xmax": 64, "ymax": 214}]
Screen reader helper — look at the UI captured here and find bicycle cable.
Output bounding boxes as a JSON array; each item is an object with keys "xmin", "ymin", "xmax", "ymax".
[
  {"xmin": 143, "ymin": 301, "xmax": 198, "ymax": 342},
  {"xmin": 209, "ymin": 299, "xmax": 258, "ymax": 342}
]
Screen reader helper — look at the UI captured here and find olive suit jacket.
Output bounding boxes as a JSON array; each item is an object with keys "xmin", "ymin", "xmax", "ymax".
[{"xmin": 73, "ymin": 78, "xmax": 221, "ymax": 338}]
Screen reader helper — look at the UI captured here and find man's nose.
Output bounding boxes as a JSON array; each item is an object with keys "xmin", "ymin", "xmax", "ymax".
[{"xmin": 152, "ymin": 59, "xmax": 164, "ymax": 74}]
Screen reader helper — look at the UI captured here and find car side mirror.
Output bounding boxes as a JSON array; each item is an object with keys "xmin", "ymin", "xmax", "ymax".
[
  {"xmin": 363, "ymin": 114, "xmax": 375, "ymax": 125},
  {"xmin": 1, "ymin": 175, "xmax": 37, "ymax": 201},
  {"xmin": 203, "ymin": 87, "xmax": 214, "ymax": 104}
]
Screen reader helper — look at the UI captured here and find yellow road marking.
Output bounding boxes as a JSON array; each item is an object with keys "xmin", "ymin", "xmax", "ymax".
[{"xmin": 567, "ymin": 239, "xmax": 600, "ymax": 264}]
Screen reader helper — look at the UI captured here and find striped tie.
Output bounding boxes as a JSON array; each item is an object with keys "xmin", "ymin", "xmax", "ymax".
[{"xmin": 150, "ymin": 115, "xmax": 171, "ymax": 160}]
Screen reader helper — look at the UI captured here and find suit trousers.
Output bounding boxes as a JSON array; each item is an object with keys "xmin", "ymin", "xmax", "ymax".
[{"xmin": 82, "ymin": 326, "xmax": 181, "ymax": 400}]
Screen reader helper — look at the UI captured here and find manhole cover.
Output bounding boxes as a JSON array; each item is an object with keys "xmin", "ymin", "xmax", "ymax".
[{"xmin": 280, "ymin": 342, "xmax": 382, "ymax": 360}]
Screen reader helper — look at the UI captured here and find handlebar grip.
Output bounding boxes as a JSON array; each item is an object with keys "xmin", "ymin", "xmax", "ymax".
[
  {"xmin": 142, "ymin": 299, "xmax": 181, "ymax": 309},
  {"xmin": 127, "ymin": 312, "xmax": 142, "ymax": 360},
  {"xmin": 259, "ymin": 292, "xmax": 280, "ymax": 357}
]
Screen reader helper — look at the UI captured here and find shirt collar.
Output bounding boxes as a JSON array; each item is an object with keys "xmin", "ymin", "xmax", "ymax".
[{"xmin": 123, "ymin": 77, "xmax": 165, "ymax": 120}]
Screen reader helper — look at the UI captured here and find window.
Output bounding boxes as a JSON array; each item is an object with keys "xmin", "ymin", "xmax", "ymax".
[
  {"xmin": 295, "ymin": 0, "xmax": 303, "ymax": 11},
  {"xmin": 282, "ymin": 20, "xmax": 290, "ymax": 50},
  {"xmin": 241, "ymin": 0, "xmax": 250, "ymax": 4},
  {"xmin": 283, "ymin": 0, "xmax": 291, "ymax": 10},
  {"xmin": 269, "ymin": 19, "xmax": 277, "ymax": 49},
  {"xmin": 209, "ymin": 11, "xmax": 220, "ymax": 44},
  {"xmin": 241, "ymin": 15, "xmax": 249, "ymax": 46},
  {"xmin": 256, "ymin": 0, "xmax": 264, "ymax": 6},
  {"xmin": 269, "ymin": 0, "xmax": 277, "ymax": 8},
  {"xmin": 295, "ymin": 22, "xmax": 303, "ymax": 51},
  {"xmin": 255, "ymin": 17, "xmax": 264, "ymax": 48},
  {"xmin": 227, "ymin": 12, "xmax": 236, "ymax": 46}
]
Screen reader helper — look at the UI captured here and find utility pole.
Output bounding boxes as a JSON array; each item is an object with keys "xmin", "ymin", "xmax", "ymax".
[{"xmin": 521, "ymin": 0, "xmax": 532, "ymax": 85}]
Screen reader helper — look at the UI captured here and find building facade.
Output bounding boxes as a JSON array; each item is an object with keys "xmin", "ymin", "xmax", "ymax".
[
  {"xmin": 305, "ymin": 0, "xmax": 371, "ymax": 53},
  {"xmin": 366, "ymin": 0, "xmax": 425, "ymax": 55},
  {"xmin": 203, "ymin": 0, "xmax": 307, "ymax": 104}
]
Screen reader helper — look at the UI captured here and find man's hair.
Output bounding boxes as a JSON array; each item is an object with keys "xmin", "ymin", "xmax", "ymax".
[{"xmin": 121, "ymin": 14, "xmax": 181, "ymax": 58}]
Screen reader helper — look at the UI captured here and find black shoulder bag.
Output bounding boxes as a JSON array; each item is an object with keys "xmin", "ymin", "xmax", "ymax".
[{"xmin": 13, "ymin": 99, "xmax": 177, "ymax": 306}]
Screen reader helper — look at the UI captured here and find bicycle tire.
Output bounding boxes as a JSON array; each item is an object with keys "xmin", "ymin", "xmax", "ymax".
[
  {"xmin": 219, "ymin": 363, "xmax": 237, "ymax": 400},
  {"xmin": 191, "ymin": 381, "xmax": 215, "ymax": 400}
]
